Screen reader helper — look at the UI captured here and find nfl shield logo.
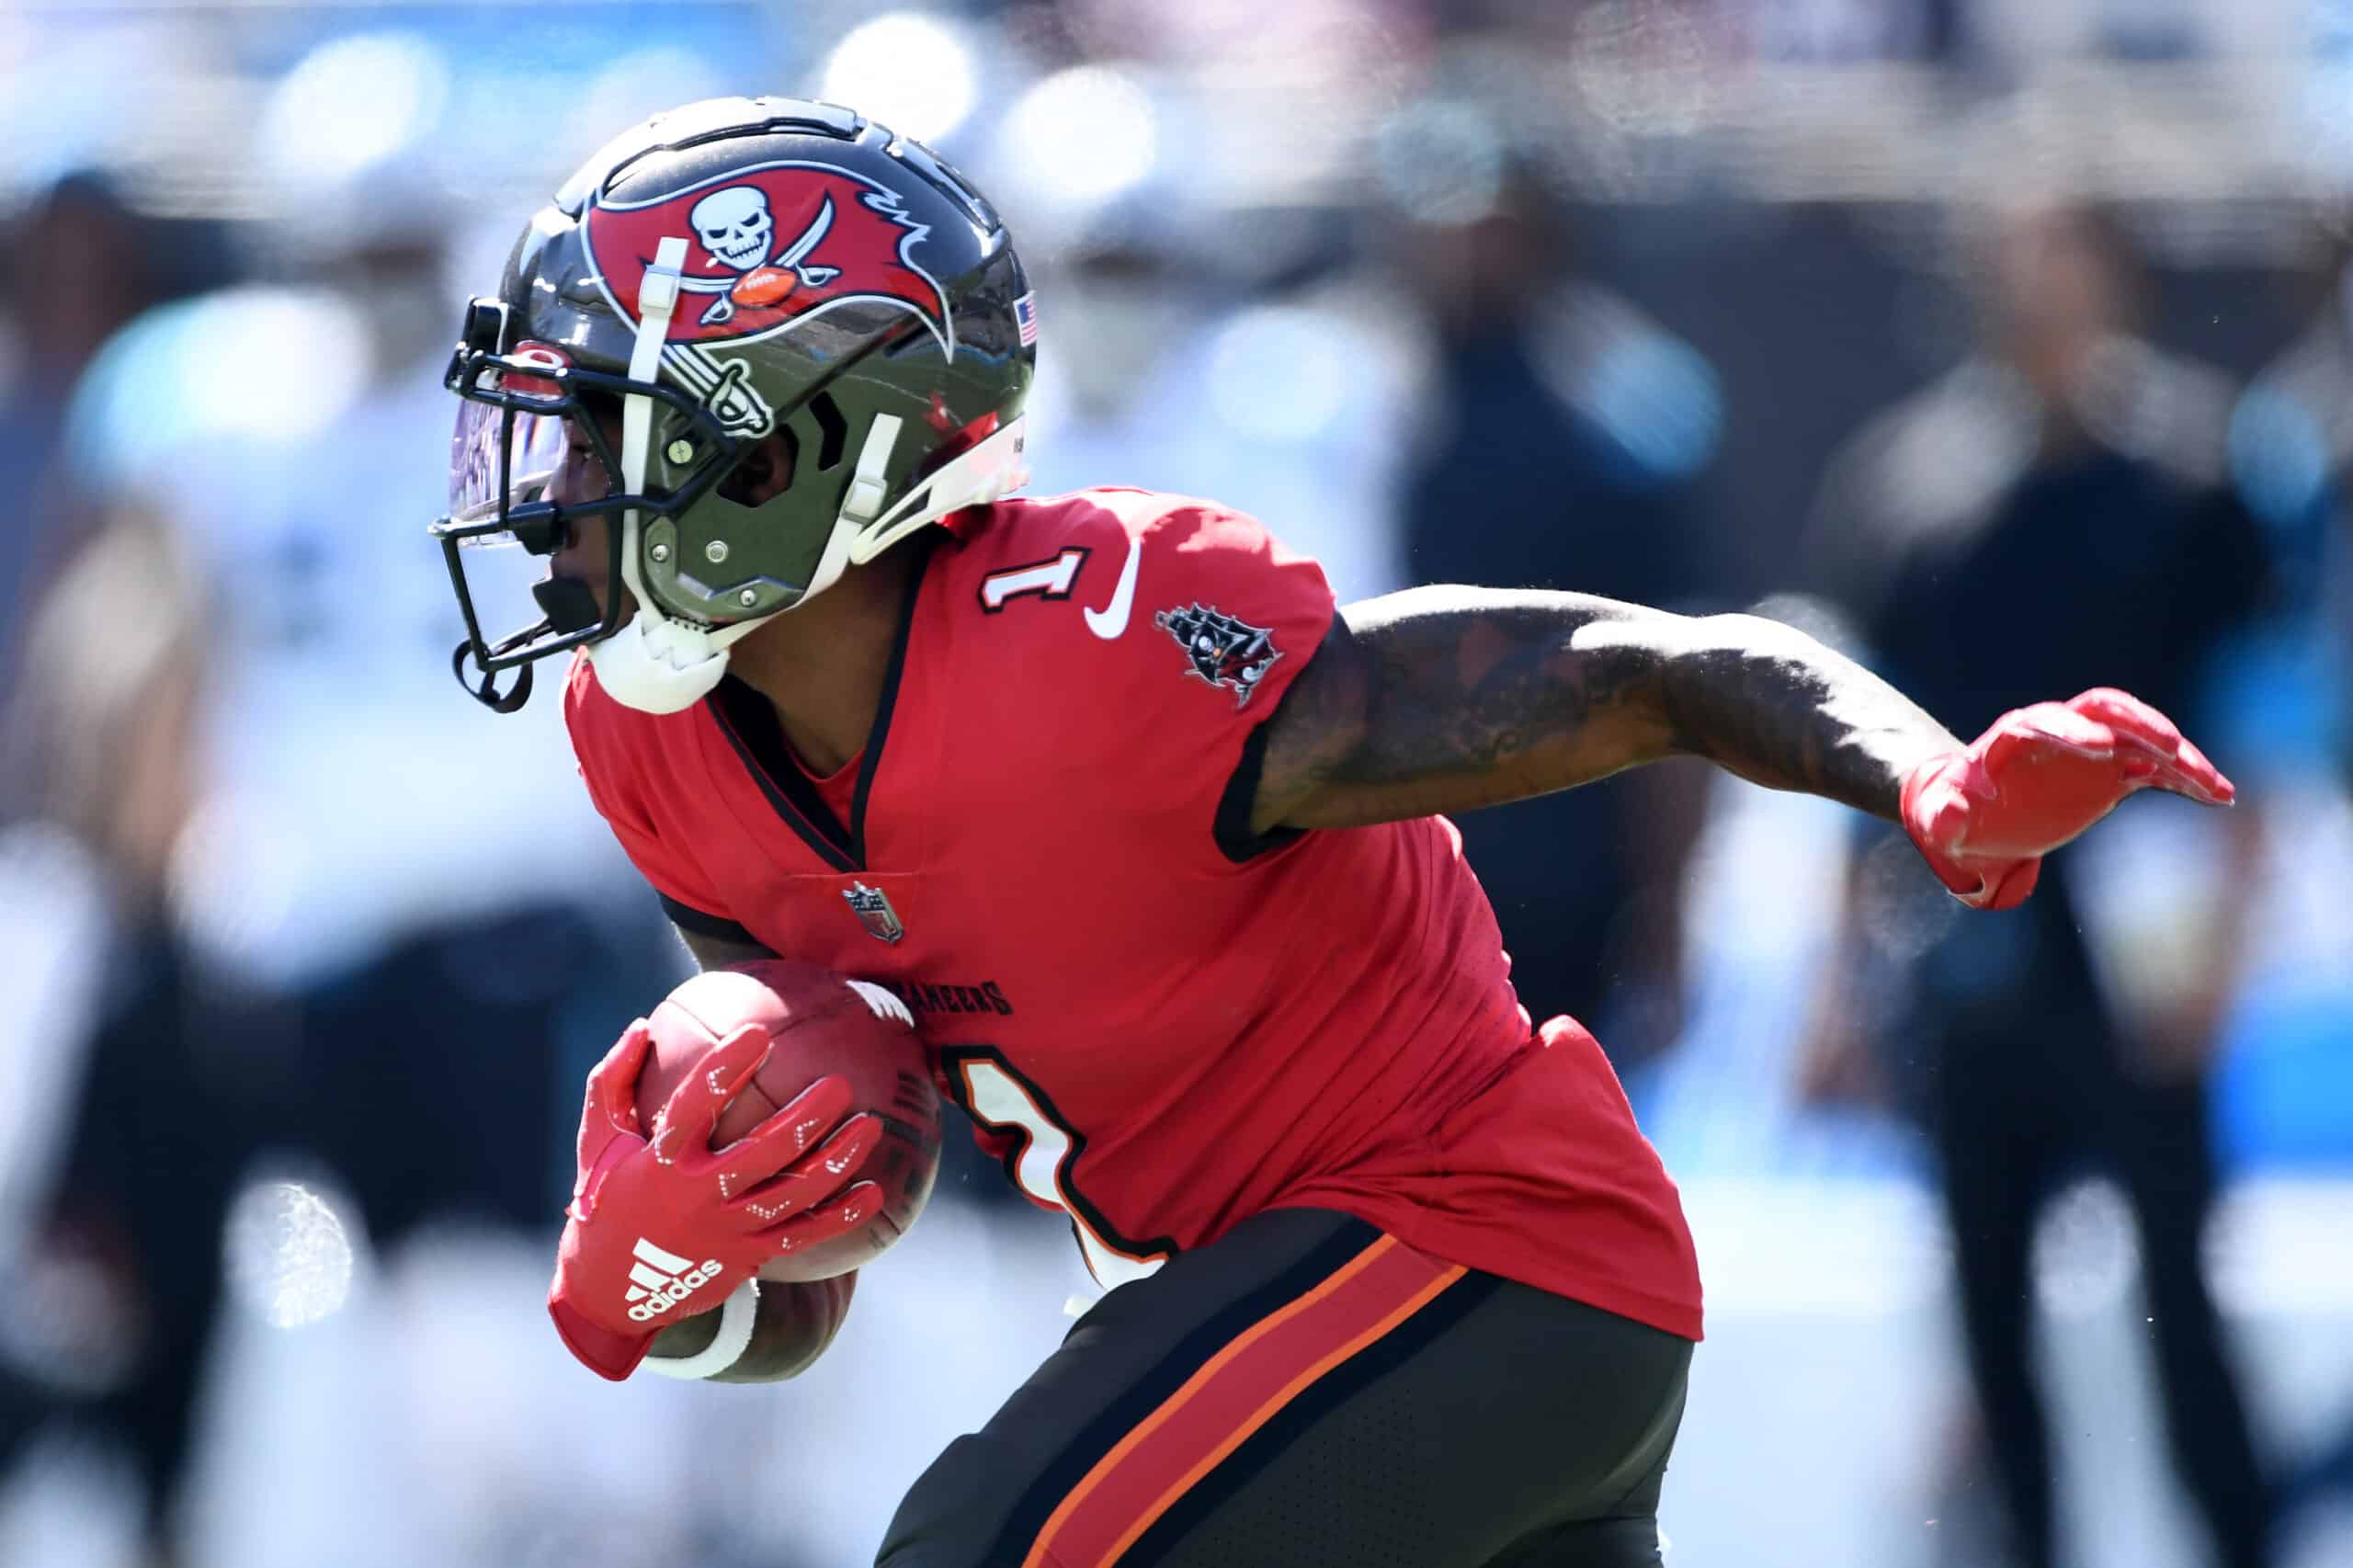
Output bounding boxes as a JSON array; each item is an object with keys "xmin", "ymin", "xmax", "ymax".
[{"xmin": 842, "ymin": 881, "xmax": 905, "ymax": 944}]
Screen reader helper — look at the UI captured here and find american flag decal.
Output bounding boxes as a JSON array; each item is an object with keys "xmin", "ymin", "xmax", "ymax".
[{"xmin": 1014, "ymin": 291, "xmax": 1039, "ymax": 347}]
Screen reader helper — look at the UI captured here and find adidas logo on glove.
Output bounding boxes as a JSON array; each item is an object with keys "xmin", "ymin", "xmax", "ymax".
[{"xmin": 623, "ymin": 1236, "xmax": 723, "ymax": 1322}]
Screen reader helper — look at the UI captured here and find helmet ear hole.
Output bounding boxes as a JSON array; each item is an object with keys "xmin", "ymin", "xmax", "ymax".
[
  {"xmin": 719, "ymin": 426, "xmax": 798, "ymax": 506},
  {"xmin": 809, "ymin": 392, "xmax": 848, "ymax": 472}
]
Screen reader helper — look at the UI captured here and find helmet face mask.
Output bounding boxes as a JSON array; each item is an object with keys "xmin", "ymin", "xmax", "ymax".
[
  {"xmin": 433, "ymin": 303, "xmax": 746, "ymax": 710},
  {"xmin": 431, "ymin": 97, "xmax": 1036, "ymax": 713}
]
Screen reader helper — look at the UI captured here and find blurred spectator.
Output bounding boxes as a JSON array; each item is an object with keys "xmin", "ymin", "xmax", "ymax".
[
  {"xmin": 1383, "ymin": 143, "xmax": 1723, "ymax": 1064},
  {"xmin": 0, "ymin": 506, "xmax": 294, "ymax": 1568},
  {"xmin": 2224, "ymin": 225, "xmax": 2353, "ymax": 786},
  {"xmin": 1803, "ymin": 199, "xmax": 2279, "ymax": 1568},
  {"xmin": 0, "ymin": 175, "xmax": 167, "ymax": 818},
  {"xmin": 1020, "ymin": 222, "xmax": 1411, "ymax": 606},
  {"xmin": 2227, "ymin": 219, "xmax": 2353, "ymax": 1543},
  {"xmin": 0, "ymin": 167, "xmax": 685, "ymax": 1565},
  {"xmin": 167, "ymin": 196, "xmax": 687, "ymax": 1244}
]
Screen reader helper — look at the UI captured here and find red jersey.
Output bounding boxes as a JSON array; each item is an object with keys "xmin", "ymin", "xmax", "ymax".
[{"xmin": 564, "ymin": 488, "xmax": 1702, "ymax": 1340}]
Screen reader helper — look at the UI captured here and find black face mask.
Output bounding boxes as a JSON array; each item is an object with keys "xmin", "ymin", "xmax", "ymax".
[{"xmin": 430, "ymin": 297, "xmax": 734, "ymax": 711}]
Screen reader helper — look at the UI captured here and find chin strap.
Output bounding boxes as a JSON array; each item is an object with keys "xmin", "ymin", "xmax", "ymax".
[
  {"xmin": 587, "ymin": 241, "xmax": 1034, "ymax": 717},
  {"xmin": 591, "ymin": 234, "xmax": 776, "ymax": 715}
]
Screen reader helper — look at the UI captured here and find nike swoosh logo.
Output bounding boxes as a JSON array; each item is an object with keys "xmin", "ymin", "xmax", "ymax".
[{"xmin": 1084, "ymin": 533, "xmax": 1141, "ymax": 640}]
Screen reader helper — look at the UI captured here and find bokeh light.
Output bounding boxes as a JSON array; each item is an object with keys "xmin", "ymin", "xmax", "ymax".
[
  {"xmin": 818, "ymin": 12, "xmax": 979, "ymax": 145},
  {"xmin": 223, "ymin": 1180, "xmax": 358, "ymax": 1330},
  {"xmin": 1372, "ymin": 99, "xmax": 1507, "ymax": 226},
  {"xmin": 1000, "ymin": 65, "xmax": 1159, "ymax": 207},
  {"xmin": 256, "ymin": 32, "xmax": 449, "ymax": 192}
]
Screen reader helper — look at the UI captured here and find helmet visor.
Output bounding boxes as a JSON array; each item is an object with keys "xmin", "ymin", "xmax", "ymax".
[{"xmin": 447, "ymin": 350, "xmax": 574, "ymax": 534}]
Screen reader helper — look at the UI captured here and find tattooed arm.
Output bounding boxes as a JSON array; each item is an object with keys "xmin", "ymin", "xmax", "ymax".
[{"xmin": 1253, "ymin": 588, "xmax": 1961, "ymax": 834}]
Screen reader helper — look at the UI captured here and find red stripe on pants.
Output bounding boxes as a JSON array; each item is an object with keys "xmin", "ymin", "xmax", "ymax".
[{"xmin": 1022, "ymin": 1233, "xmax": 1466, "ymax": 1568}]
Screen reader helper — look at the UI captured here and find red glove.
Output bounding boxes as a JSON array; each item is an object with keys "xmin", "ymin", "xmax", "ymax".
[
  {"xmin": 1901, "ymin": 687, "xmax": 2234, "ymax": 912},
  {"xmin": 548, "ymin": 1019, "xmax": 883, "ymax": 1381}
]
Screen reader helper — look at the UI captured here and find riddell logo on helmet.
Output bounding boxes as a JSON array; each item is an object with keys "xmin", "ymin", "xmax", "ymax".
[
  {"xmin": 583, "ymin": 162, "xmax": 953, "ymax": 359},
  {"xmin": 623, "ymin": 1237, "xmax": 723, "ymax": 1322}
]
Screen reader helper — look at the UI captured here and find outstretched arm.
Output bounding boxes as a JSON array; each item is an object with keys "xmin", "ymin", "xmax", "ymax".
[
  {"xmin": 1255, "ymin": 589, "xmax": 1961, "ymax": 831},
  {"xmin": 1255, "ymin": 588, "xmax": 2232, "ymax": 909}
]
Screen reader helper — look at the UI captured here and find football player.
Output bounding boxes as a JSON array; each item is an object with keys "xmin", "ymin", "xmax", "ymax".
[{"xmin": 430, "ymin": 99, "xmax": 2236, "ymax": 1568}]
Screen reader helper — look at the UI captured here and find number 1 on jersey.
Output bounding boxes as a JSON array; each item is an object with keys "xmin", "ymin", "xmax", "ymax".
[
  {"xmin": 977, "ymin": 548, "xmax": 1087, "ymax": 612},
  {"xmin": 949, "ymin": 1051, "xmax": 1168, "ymax": 1288}
]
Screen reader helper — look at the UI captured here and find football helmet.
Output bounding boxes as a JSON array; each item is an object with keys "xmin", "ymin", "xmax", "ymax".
[{"xmin": 434, "ymin": 97, "xmax": 1035, "ymax": 712}]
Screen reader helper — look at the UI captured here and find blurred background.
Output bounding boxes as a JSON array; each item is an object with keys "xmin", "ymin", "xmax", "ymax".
[{"xmin": 1, "ymin": 2, "xmax": 2349, "ymax": 1566}]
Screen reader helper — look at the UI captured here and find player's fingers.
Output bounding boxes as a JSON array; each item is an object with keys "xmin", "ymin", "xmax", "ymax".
[
  {"xmin": 2090, "ymin": 706, "xmax": 2235, "ymax": 806},
  {"xmin": 2068, "ymin": 687, "xmax": 2182, "ymax": 750},
  {"xmin": 577, "ymin": 1019, "xmax": 654, "ymax": 1157},
  {"xmin": 722, "ymin": 1115, "xmax": 882, "ymax": 1223},
  {"xmin": 1980, "ymin": 855, "xmax": 2041, "ymax": 911},
  {"xmin": 707, "ymin": 1075, "xmax": 859, "ymax": 1189},
  {"xmin": 767, "ymin": 1180, "xmax": 882, "ymax": 1263},
  {"xmin": 2131, "ymin": 742, "xmax": 2236, "ymax": 806},
  {"xmin": 2068, "ymin": 687, "xmax": 2235, "ymax": 800},
  {"xmin": 2173, "ymin": 734, "xmax": 2235, "ymax": 802},
  {"xmin": 657, "ymin": 1023, "xmax": 776, "ymax": 1148},
  {"xmin": 792, "ymin": 1112, "xmax": 883, "ymax": 1187},
  {"xmin": 1982, "ymin": 701, "xmax": 2117, "ymax": 768}
]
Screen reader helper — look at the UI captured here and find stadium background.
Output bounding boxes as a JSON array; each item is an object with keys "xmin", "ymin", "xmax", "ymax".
[{"xmin": 0, "ymin": 2, "xmax": 2348, "ymax": 1565}]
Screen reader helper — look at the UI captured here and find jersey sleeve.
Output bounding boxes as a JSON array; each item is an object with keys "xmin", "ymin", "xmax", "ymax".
[
  {"xmin": 991, "ymin": 490, "xmax": 1339, "ymax": 867},
  {"xmin": 561, "ymin": 655, "xmax": 748, "ymax": 938}
]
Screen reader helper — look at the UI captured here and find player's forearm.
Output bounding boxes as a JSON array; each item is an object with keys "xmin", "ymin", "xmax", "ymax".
[
  {"xmin": 1258, "ymin": 590, "xmax": 1959, "ymax": 830},
  {"xmin": 1652, "ymin": 611, "xmax": 1961, "ymax": 819},
  {"xmin": 645, "ymin": 1274, "xmax": 855, "ymax": 1383}
]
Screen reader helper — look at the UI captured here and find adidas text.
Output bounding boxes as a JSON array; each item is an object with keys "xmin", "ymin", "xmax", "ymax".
[{"xmin": 623, "ymin": 1239, "xmax": 725, "ymax": 1322}]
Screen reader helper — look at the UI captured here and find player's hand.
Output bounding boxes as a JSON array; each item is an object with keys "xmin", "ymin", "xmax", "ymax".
[
  {"xmin": 548, "ymin": 1018, "xmax": 885, "ymax": 1381},
  {"xmin": 1900, "ymin": 687, "xmax": 2234, "ymax": 912}
]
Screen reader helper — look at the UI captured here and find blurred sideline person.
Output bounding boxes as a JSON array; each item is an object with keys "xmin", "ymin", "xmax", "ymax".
[
  {"xmin": 1023, "ymin": 226, "xmax": 1410, "ymax": 608},
  {"xmin": 1802, "ymin": 200, "xmax": 2278, "ymax": 1568},
  {"xmin": 432, "ymin": 99, "xmax": 2240, "ymax": 1567},
  {"xmin": 0, "ymin": 508, "xmax": 292, "ymax": 1568},
  {"xmin": 0, "ymin": 173, "xmax": 203, "ymax": 821},
  {"xmin": 2, "ymin": 179, "xmax": 689, "ymax": 1566},
  {"xmin": 2228, "ymin": 220, "xmax": 2353, "ymax": 1540},
  {"xmin": 1385, "ymin": 146, "xmax": 1723, "ymax": 1069},
  {"xmin": 59, "ymin": 179, "xmax": 683, "ymax": 1238}
]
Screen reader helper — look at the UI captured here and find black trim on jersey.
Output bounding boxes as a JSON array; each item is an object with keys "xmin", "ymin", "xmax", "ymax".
[
  {"xmin": 699, "ymin": 535, "xmax": 935, "ymax": 874},
  {"xmin": 706, "ymin": 678, "xmax": 857, "ymax": 872},
  {"xmin": 1212, "ymin": 719, "xmax": 1307, "ymax": 864},
  {"xmin": 657, "ymin": 894, "xmax": 760, "ymax": 948},
  {"xmin": 986, "ymin": 1217, "xmax": 1385, "ymax": 1565},
  {"xmin": 1119, "ymin": 1269, "xmax": 1504, "ymax": 1568},
  {"xmin": 938, "ymin": 1045, "xmax": 1183, "ymax": 1272},
  {"xmin": 847, "ymin": 532, "xmax": 933, "ymax": 868}
]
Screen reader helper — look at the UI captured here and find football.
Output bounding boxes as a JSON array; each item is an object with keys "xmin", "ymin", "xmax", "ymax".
[{"xmin": 632, "ymin": 960, "xmax": 942, "ymax": 1282}]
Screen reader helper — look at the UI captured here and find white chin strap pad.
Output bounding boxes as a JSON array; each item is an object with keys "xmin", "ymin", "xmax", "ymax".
[
  {"xmin": 592, "ymin": 232, "xmax": 764, "ymax": 716},
  {"xmin": 585, "ymin": 608, "xmax": 748, "ymax": 713}
]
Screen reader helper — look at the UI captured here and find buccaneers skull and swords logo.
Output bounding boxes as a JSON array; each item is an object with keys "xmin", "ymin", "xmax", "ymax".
[
  {"xmin": 676, "ymin": 183, "xmax": 844, "ymax": 327},
  {"xmin": 582, "ymin": 162, "xmax": 955, "ymax": 359}
]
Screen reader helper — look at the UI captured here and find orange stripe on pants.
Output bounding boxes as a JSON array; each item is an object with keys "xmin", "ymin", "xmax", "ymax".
[{"xmin": 1021, "ymin": 1233, "xmax": 1466, "ymax": 1568}]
